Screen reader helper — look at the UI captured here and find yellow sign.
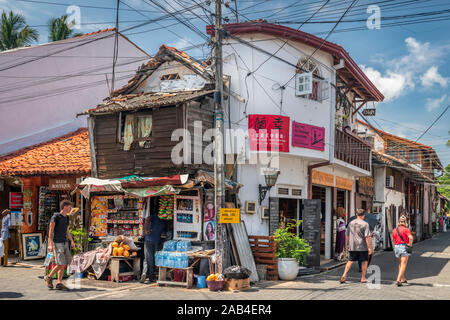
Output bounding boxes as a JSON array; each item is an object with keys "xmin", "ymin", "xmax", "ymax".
[{"xmin": 219, "ymin": 208, "xmax": 240, "ymax": 224}]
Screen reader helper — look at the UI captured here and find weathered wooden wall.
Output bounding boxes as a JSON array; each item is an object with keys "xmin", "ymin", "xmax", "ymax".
[{"xmin": 93, "ymin": 97, "xmax": 214, "ymax": 179}]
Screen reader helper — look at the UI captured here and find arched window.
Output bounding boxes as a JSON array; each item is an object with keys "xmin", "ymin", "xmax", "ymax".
[{"xmin": 296, "ymin": 57, "xmax": 321, "ymax": 101}]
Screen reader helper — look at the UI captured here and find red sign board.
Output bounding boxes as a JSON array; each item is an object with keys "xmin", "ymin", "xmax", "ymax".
[
  {"xmin": 292, "ymin": 121, "xmax": 325, "ymax": 151},
  {"xmin": 9, "ymin": 192, "xmax": 23, "ymax": 209},
  {"xmin": 248, "ymin": 115, "xmax": 290, "ymax": 152}
]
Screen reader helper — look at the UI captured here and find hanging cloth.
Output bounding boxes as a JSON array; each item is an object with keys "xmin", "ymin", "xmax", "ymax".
[
  {"xmin": 123, "ymin": 114, "xmax": 135, "ymax": 151},
  {"xmin": 137, "ymin": 115, "xmax": 152, "ymax": 147}
]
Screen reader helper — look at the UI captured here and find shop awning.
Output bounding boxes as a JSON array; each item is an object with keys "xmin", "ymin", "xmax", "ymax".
[
  {"xmin": 78, "ymin": 175, "xmax": 189, "ymax": 198},
  {"xmin": 119, "ymin": 174, "xmax": 189, "ymax": 188}
]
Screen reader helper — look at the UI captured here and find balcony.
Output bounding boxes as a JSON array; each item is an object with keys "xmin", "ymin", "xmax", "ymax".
[{"xmin": 335, "ymin": 129, "xmax": 371, "ymax": 172}]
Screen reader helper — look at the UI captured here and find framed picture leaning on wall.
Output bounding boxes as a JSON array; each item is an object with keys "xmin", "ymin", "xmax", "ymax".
[{"xmin": 21, "ymin": 232, "xmax": 45, "ymax": 260}]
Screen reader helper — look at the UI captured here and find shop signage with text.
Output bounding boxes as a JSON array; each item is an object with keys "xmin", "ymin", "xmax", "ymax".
[
  {"xmin": 248, "ymin": 114, "xmax": 290, "ymax": 152},
  {"xmin": 292, "ymin": 122, "xmax": 325, "ymax": 151},
  {"xmin": 49, "ymin": 178, "xmax": 76, "ymax": 190},
  {"xmin": 219, "ymin": 208, "xmax": 240, "ymax": 224},
  {"xmin": 311, "ymin": 170, "xmax": 334, "ymax": 187},
  {"xmin": 9, "ymin": 192, "xmax": 23, "ymax": 209},
  {"xmin": 336, "ymin": 176, "xmax": 353, "ymax": 191}
]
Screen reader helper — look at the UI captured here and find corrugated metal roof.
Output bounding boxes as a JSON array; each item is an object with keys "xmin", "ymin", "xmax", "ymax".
[{"xmin": 79, "ymin": 89, "xmax": 215, "ymax": 115}]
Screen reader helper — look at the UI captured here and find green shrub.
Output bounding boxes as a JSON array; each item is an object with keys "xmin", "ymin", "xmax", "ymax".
[
  {"xmin": 70, "ymin": 228, "xmax": 92, "ymax": 255},
  {"xmin": 274, "ymin": 220, "xmax": 312, "ymax": 266}
]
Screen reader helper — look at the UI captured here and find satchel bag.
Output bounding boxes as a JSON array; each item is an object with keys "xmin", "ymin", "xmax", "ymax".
[{"xmin": 396, "ymin": 227, "xmax": 412, "ymax": 254}]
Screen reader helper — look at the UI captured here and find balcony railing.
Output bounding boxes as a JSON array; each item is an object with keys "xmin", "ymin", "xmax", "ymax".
[{"xmin": 335, "ymin": 129, "xmax": 371, "ymax": 172}]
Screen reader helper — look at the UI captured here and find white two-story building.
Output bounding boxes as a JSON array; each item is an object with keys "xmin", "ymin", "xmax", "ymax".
[{"xmin": 207, "ymin": 22, "xmax": 384, "ymax": 263}]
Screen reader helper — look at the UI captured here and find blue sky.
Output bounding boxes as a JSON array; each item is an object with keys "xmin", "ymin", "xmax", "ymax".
[{"xmin": 2, "ymin": 0, "xmax": 449, "ymax": 167}]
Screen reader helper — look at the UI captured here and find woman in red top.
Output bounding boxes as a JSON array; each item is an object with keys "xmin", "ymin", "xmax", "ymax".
[{"xmin": 392, "ymin": 215, "xmax": 413, "ymax": 286}]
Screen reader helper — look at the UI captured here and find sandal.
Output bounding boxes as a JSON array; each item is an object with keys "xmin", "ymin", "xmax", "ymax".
[
  {"xmin": 396, "ymin": 281, "xmax": 403, "ymax": 287},
  {"xmin": 361, "ymin": 279, "xmax": 368, "ymax": 283},
  {"xmin": 45, "ymin": 275, "xmax": 53, "ymax": 289},
  {"xmin": 339, "ymin": 277, "xmax": 346, "ymax": 284},
  {"xmin": 401, "ymin": 280, "xmax": 408, "ymax": 284}
]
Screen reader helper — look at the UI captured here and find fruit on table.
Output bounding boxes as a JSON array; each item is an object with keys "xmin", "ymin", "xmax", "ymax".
[
  {"xmin": 131, "ymin": 252, "xmax": 137, "ymax": 256},
  {"xmin": 112, "ymin": 242, "xmax": 119, "ymax": 248},
  {"xmin": 123, "ymin": 245, "xmax": 130, "ymax": 251},
  {"xmin": 123, "ymin": 250, "xmax": 130, "ymax": 257},
  {"xmin": 112, "ymin": 248, "xmax": 119, "ymax": 256},
  {"xmin": 117, "ymin": 247, "xmax": 125, "ymax": 256}
]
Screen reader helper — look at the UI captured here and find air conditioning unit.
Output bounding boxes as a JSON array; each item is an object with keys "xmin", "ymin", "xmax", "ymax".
[{"xmin": 386, "ymin": 175, "xmax": 394, "ymax": 188}]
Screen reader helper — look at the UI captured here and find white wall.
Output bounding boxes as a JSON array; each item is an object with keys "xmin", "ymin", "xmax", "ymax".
[
  {"xmin": 0, "ymin": 31, "xmax": 149, "ymax": 155},
  {"xmin": 238, "ymin": 154, "xmax": 308, "ymax": 236},
  {"xmin": 223, "ymin": 34, "xmax": 335, "ymax": 162}
]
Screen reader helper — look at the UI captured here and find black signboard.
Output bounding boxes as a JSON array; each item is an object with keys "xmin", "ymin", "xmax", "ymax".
[
  {"xmin": 362, "ymin": 108, "xmax": 376, "ymax": 116},
  {"xmin": 269, "ymin": 197, "xmax": 279, "ymax": 235},
  {"xmin": 303, "ymin": 199, "xmax": 321, "ymax": 267}
]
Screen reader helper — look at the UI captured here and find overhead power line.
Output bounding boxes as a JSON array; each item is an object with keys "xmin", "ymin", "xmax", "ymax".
[{"xmin": 415, "ymin": 105, "xmax": 450, "ymax": 143}]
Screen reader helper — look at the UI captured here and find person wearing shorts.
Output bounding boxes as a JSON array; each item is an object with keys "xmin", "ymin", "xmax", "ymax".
[
  {"xmin": 340, "ymin": 209, "xmax": 372, "ymax": 284},
  {"xmin": 392, "ymin": 215, "xmax": 413, "ymax": 287},
  {"xmin": 45, "ymin": 200, "xmax": 75, "ymax": 290}
]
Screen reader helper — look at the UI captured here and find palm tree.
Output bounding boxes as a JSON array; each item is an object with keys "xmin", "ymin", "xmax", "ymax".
[
  {"xmin": 0, "ymin": 10, "xmax": 39, "ymax": 51},
  {"xmin": 48, "ymin": 15, "xmax": 83, "ymax": 42}
]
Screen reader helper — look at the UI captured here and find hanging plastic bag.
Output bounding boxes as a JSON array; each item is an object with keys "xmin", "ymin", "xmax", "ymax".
[{"xmin": 39, "ymin": 240, "xmax": 47, "ymax": 257}]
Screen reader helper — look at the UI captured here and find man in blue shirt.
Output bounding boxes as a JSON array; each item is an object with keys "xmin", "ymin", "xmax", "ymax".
[
  {"xmin": 140, "ymin": 211, "xmax": 166, "ymax": 283},
  {"xmin": 1, "ymin": 209, "xmax": 11, "ymax": 267}
]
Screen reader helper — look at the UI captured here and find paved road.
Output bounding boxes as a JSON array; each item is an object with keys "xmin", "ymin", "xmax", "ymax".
[{"xmin": 1, "ymin": 231, "xmax": 449, "ymax": 300}]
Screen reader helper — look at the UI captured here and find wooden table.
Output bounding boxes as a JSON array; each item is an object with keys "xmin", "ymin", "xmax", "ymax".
[
  {"xmin": 109, "ymin": 256, "xmax": 140, "ymax": 283},
  {"xmin": 157, "ymin": 267, "xmax": 194, "ymax": 288}
]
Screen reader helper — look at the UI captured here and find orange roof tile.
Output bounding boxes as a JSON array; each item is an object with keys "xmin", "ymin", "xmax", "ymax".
[{"xmin": 0, "ymin": 128, "xmax": 91, "ymax": 177}]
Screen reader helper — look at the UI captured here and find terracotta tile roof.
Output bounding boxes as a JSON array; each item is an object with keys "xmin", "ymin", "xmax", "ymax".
[
  {"xmin": 79, "ymin": 89, "xmax": 215, "ymax": 115},
  {"xmin": 356, "ymin": 119, "xmax": 433, "ymax": 149},
  {"xmin": 372, "ymin": 150, "xmax": 435, "ymax": 183},
  {"xmin": 0, "ymin": 128, "xmax": 91, "ymax": 176}
]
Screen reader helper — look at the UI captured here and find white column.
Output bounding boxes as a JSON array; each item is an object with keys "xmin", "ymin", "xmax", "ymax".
[{"xmin": 325, "ymin": 187, "xmax": 332, "ymax": 260}]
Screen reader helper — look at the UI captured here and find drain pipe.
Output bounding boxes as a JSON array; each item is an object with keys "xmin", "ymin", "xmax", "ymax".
[{"xmin": 308, "ymin": 161, "xmax": 330, "ymax": 199}]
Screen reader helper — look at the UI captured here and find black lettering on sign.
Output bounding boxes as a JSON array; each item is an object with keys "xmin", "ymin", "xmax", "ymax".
[
  {"xmin": 269, "ymin": 197, "xmax": 279, "ymax": 235},
  {"xmin": 303, "ymin": 199, "xmax": 321, "ymax": 267}
]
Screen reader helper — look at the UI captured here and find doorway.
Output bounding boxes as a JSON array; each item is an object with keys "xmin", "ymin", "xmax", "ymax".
[
  {"xmin": 311, "ymin": 186, "xmax": 326, "ymax": 255},
  {"xmin": 279, "ymin": 198, "xmax": 302, "ymax": 236}
]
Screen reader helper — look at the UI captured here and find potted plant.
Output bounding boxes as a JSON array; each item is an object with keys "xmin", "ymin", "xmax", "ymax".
[{"xmin": 274, "ymin": 220, "xmax": 311, "ymax": 280}]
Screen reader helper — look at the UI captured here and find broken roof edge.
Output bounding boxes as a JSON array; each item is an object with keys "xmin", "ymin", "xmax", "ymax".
[
  {"xmin": 110, "ymin": 44, "xmax": 213, "ymax": 98},
  {"xmin": 78, "ymin": 89, "xmax": 215, "ymax": 116}
]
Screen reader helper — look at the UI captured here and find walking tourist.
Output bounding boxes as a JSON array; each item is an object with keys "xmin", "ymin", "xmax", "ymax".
[
  {"xmin": 339, "ymin": 209, "xmax": 372, "ymax": 284},
  {"xmin": 1, "ymin": 209, "xmax": 11, "ymax": 267},
  {"xmin": 392, "ymin": 215, "xmax": 413, "ymax": 287},
  {"xmin": 45, "ymin": 200, "xmax": 75, "ymax": 290}
]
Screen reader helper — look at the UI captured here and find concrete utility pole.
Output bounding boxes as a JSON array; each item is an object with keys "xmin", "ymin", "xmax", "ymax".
[{"xmin": 213, "ymin": 0, "xmax": 228, "ymax": 273}]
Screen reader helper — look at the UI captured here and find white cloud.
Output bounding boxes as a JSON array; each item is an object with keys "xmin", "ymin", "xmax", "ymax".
[
  {"xmin": 425, "ymin": 94, "xmax": 448, "ymax": 112},
  {"xmin": 360, "ymin": 37, "xmax": 450, "ymax": 102},
  {"xmin": 360, "ymin": 65, "xmax": 411, "ymax": 102},
  {"xmin": 421, "ymin": 66, "xmax": 448, "ymax": 88}
]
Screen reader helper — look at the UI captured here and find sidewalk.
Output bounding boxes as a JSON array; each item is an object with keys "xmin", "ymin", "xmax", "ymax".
[{"xmin": 1, "ymin": 231, "xmax": 448, "ymax": 300}]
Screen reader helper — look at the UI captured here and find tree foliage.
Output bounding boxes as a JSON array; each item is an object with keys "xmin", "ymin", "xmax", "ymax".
[
  {"xmin": 437, "ymin": 164, "xmax": 450, "ymax": 211},
  {"xmin": 48, "ymin": 15, "xmax": 80, "ymax": 42},
  {"xmin": 0, "ymin": 10, "xmax": 39, "ymax": 51}
]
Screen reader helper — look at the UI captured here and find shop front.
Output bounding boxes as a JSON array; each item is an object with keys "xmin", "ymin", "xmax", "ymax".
[
  {"xmin": 76, "ymin": 172, "xmax": 241, "ymax": 283},
  {"xmin": 310, "ymin": 169, "xmax": 354, "ymax": 262},
  {"xmin": 0, "ymin": 128, "xmax": 91, "ymax": 262}
]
